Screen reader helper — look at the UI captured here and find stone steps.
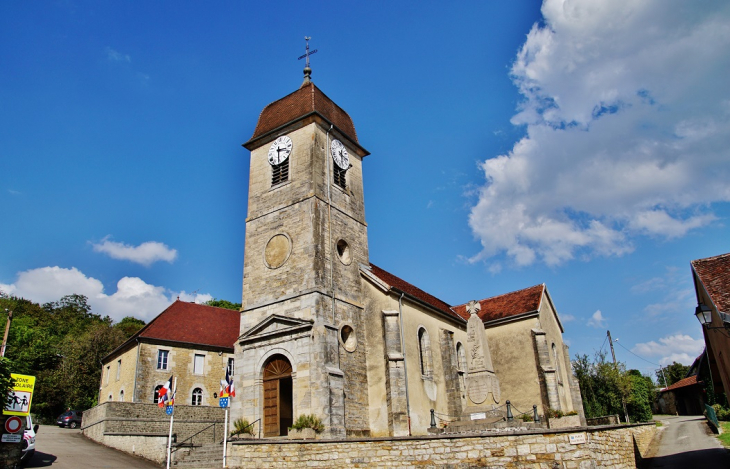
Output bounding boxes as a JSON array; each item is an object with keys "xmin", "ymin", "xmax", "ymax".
[{"xmin": 172, "ymin": 444, "xmax": 224, "ymax": 469}]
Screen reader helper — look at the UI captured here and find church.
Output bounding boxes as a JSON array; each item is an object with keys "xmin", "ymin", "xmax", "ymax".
[{"xmin": 228, "ymin": 64, "xmax": 584, "ymax": 438}]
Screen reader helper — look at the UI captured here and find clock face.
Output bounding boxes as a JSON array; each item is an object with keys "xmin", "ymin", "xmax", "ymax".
[
  {"xmin": 268, "ymin": 136, "xmax": 293, "ymax": 165},
  {"xmin": 331, "ymin": 139, "xmax": 349, "ymax": 170}
]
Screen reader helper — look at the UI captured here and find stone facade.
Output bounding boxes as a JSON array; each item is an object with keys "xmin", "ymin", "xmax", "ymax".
[
  {"xmin": 99, "ymin": 340, "xmax": 234, "ymax": 407},
  {"xmin": 226, "ymin": 422, "xmax": 656, "ymax": 468}
]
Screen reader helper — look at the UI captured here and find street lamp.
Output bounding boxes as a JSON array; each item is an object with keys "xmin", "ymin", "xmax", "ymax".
[{"xmin": 695, "ymin": 304, "xmax": 730, "ymax": 330}]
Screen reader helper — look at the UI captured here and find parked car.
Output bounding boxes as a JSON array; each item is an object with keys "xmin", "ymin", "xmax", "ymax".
[
  {"xmin": 56, "ymin": 410, "xmax": 83, "ymax": 429},
  {"xmin": 21, "ymin": 414, "xmax": 38, "ymax": 464}
]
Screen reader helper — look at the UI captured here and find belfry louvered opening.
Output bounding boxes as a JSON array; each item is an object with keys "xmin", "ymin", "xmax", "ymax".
[
  {"xmin": 334, "ymin": 165, "xmax": 347, "ymax": 190},
  {"xmin": 272, "ymin": 160, "xmax": 289, "ymax": 186}
]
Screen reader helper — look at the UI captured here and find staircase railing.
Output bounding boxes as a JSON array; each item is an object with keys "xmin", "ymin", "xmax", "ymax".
[{"xmin": 171, "ymin": 422, "xmax": 220, "ymax": 453}]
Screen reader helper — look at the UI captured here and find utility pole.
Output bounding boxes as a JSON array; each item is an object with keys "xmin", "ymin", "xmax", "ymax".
[
  {"xmin": 607, "ymin": 330, "xmax": 630, "ymax": 424},
  {"xmin": 1, "ymin": 309, "xmax": 12, "ymax": 357}
]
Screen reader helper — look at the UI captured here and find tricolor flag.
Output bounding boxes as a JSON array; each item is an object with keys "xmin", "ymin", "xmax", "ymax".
[
  {"xmin": 158, "ymin": 375, "xmax": 173, "ymax": 408},
  {"xmin": 219, "ymin": 369, "xmax": 235, "ymax": 398}
]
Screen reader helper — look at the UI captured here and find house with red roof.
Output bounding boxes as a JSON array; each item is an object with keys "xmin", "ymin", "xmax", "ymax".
[
  {"xmin": 692, "ymin": 251, "xmax": 730, "ymax": 400},
  {"xmin": 99, "ymin": 300, "xmax": 240, "ymax": 407}
]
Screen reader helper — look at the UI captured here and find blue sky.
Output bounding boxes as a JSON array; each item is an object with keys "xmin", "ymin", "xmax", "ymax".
[{"xmin": 2, "ymin": 1, "xmax": 729, "ymax": 380}]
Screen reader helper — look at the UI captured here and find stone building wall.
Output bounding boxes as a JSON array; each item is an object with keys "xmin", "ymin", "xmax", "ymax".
[
  {"xmin": 100, "ymin": 344, "xmax": 138, "ymax": 403},
  {"xmin": 227, "ymin": 423, "xmax": 656, "ymax": 468}
]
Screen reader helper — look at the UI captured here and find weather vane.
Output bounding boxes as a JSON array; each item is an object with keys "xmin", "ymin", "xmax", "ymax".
[{"xmin": 298, "ymin": 36, "xmax": 317, "ymax": 85}]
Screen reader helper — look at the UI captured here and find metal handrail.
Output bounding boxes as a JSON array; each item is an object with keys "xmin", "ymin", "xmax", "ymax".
[
  {"xmin": 232, "ymin": 418, "xmax": 261, "ymax": 440},
  {"xmin": 171, "ymin": 422, "xmax": 218, "ymax": 453}
]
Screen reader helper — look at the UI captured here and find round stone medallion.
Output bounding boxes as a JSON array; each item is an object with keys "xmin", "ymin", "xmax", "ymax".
[{"xmin": 264, "ymin": 234, "xmax": 292, "ymax": 269}]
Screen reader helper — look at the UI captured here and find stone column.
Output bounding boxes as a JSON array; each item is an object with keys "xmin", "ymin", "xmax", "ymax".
[
  {"xmin": 563, "ymin": 343, "xmax": 586, "ymax": 425},
  {"xmin": 532, "ymin": 329, "xmax": 560, "ymax": 412},
  {"xmin": 382, "ymin": 310, "xmax": 409, "ymax": 436}
]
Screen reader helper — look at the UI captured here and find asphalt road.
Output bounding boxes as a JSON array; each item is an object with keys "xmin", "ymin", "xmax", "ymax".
[
  {"xmin": 645, "ymin": 415, "xmax": 730, "ymax": 468},
  {"xmin": 24, "ymin": 425, "xmax": 162, "ymax": 468}
]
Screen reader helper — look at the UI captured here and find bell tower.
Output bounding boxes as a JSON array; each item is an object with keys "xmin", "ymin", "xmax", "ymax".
[{"xmin": 232, "ymin": 56, "xmax": 371, "ymax": 437}]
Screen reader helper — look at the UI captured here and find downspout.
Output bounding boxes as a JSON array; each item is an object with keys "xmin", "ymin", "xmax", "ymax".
[
  {"xmin": 132, "ymin": 338, "xmax": 141, "ymax": 402},
  {"xmin": 326, "ymin": 124, "xmax": 335, "ymax": 326},
  {"xmin": 397, "ymin": 291, "xmax": 412, "ymax": 435}
]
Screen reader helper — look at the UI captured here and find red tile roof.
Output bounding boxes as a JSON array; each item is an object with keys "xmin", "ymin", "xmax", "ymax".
[
  {"xmin": 692, "ymin": 252, "xmax": 730, "ymax": 313},
  {"xmin": 452, "ymin": 284, "xmax": 545, "ymax": 323},
  {"xmin": 368, "ymin": 264, "xmax": 464, "ymax": 322},
  {"xmin": 661, "ymin": 375, "xmax": 701, "ymax": 392},
  {"xmin": 136, "ymin": 300, "xmax": 240, "ymax": 350},
  {"xmin": 248, "ymin": 82, "xmax": 358, "ymax": 144}
]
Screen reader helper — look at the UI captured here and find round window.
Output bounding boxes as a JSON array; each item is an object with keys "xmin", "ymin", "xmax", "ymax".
[
  {"xmin": 336, "ymin": 239, "xmax": 351, "ymax": 265},
  {"xmin": 339, "ymin": 324, "xmax": 357, "ymax": 352}
]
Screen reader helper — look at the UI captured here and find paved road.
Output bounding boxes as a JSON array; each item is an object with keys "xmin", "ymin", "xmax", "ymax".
[
  {"xmin": 645, "ymin": 415, "xmax": 730, "ymax": 468},
  {"xmin": 24, "ymin": 425, "xmax": 161, "ymax": 468}
]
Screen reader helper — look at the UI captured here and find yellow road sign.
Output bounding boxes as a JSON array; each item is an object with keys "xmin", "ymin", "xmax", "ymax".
[{"xmin": 4, "ymin": 373, "xmax": 35, "ymax": 416}]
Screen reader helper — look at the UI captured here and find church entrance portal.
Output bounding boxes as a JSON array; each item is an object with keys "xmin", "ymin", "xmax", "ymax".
[{"xmin": 263, "ymin": 355, "xmax": 293, "ymax": 437}]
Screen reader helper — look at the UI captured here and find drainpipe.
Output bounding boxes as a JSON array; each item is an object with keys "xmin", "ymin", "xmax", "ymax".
[
  {"xmin": 132, "ymin": 339, "xmax": 141, "ymax": 402},
  {"xmin": 397, "ymin": 291, "xmax": 412, "ymax": 435}
]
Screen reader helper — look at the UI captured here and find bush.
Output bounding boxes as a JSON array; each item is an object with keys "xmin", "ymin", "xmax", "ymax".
[
  {"xmin": 291, "ymin": 414, "xmax": 325, "ymax": 433},
  {"xmin": 546, "ymin": 408, "xmax": 564, "ymax": 419},
  {"xmin": 520, "ymin": 413, "xmax": 533, "ymax": 422},
  {"xmin": 230, "ymin": 418, "xmax": 254, "ymax": 437},
  {"xmin": 712, "ymin": 404, "xmax": 730, "ymax": 421}
]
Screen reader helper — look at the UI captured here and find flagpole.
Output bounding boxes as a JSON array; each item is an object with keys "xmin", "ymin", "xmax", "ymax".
[
  {"xmin": 166, "ymin": 377, "xmax": 177, "ymax": 469},
  {"xmin": 222, "ymin": 406, "xmax": 229, "ymax": 468}
]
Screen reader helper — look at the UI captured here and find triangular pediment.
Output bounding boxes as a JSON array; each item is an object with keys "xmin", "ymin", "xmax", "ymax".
[{"xmin": 238, "ymin": 314, "xmax": 314, "ymax": 345}]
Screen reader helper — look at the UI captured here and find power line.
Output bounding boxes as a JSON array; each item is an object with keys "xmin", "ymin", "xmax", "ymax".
[{"xmin": 614, "ymin": 340, "xmax": 662, "ymax": 367}]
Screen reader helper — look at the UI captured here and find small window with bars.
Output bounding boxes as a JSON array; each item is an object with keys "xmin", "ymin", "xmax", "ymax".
[
  {"xmin": 271, "ymin": 160, "xmax": 289, "ymax": 186},
  {"xmin": 333, "ymin": 165, "xmax": 347, "ymax": 190}
]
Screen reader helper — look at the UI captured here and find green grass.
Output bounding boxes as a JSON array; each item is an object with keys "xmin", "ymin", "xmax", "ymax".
[
  {"xmin": 718, "ymin": 422, "xmax": 730, "ymax": 448},
  {"xmin": 654, "ymin": 421, "xmax": 663, "ymax": 427}
]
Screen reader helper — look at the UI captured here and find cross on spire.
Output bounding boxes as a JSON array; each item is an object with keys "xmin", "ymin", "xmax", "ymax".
[
  {"xmin": 298, "ymin": 36, "xmax": 318, "ymax": 86},
  {"xmin": 466, "ymin": 300, "xmax": 481, "ymax": 316}
]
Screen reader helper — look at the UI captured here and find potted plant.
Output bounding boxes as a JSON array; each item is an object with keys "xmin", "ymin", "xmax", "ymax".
[
  {"xmin": 288, "ymin": 414, "xmax": 324, "ymax": 439},
  {"xmin": 230, "ymin": 418, "xmax": 255, "ymax": 439}
]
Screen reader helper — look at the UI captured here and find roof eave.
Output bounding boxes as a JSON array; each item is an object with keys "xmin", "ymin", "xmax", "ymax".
[
  {"xmin": 243, "ymin": 111, "xmax": 370, "ymax": 157},
  {"xmin": 391, "ymin": 287, "xmax": 466, "ymax": 327}
]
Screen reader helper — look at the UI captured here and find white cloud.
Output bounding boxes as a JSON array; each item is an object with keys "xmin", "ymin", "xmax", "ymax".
[
  {"xmin": 631, "ymin": 266, "xmax": 695, "ymax": 317},
  {"xmin": 587, "ymin": 310, "xmax": 607, "ymax": 328},
  {"xmin": 633, "ymin": 334, "xmax": 704, "ymax": 365},
  {"xmin": 561, "ymin": 313, "xmax": 576, "ymax": 323},
  {"xmin": 0, "ymin": 266, "xmax": 213, "ymax": 322},
  {"xmin": 92, "ymin": 236, "xmax": 178, "ymax": 267},
  {"xmin": 469, "ymin": 0, "xmax": 730, "ymax": 266},
  {"xmin": 105, "ymin": 47, "xmax": 131, "ymax": 63}
]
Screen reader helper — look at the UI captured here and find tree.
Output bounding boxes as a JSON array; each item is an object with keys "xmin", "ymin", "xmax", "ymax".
[
  {"xmin": 573, "ymin": 351, "xmax": 634, "ymax": 420},
  {"xmin": 626, "ymin": 370, "xmax": 653, "ymax": 422},
  {"xmin": 114, "ymin": 316, "xmax": 146, "ymax": 337},
  {"xmin": 659, "ymin": 361, "xmax": 690, "ymax": 387},
  {"xmin": 0, "ymin": 358, "xmax": 14, "ymax": 401},
  {"xmin": 205, "ymin": 298, "xmax": 241, "ymax": 311}
]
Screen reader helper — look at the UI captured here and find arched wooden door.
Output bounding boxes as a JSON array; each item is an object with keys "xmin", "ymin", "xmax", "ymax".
[{"xmin": 263, "ymin": 355, "xmax": 293, "ymax": 437}]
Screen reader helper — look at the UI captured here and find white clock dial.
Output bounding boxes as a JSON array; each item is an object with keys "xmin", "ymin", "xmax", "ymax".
[
  {"xmin": 330, "ymin": 139, "xmax": 349, "ymax": 170},
  {"xmin": 268, "ymin": 136, "xmax": 293, "ymax": 165}
]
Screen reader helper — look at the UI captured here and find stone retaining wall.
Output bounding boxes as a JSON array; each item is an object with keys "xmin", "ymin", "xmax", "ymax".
[
  {"xmin": 228, "ymin": 423, "xmax": 656, "ymax": 468},
  {"xmin": 81, "ymin": 402, "xmax": 226, "ymax": 464}
]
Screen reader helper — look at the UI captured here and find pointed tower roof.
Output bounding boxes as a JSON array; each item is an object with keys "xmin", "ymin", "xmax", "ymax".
[{"xmin": 243, "ymin": 82, "xmax": 368, "ymax": 155}]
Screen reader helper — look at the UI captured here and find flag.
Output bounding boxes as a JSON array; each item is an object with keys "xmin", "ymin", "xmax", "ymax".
[
  {"xmin": 158, "ymin": 375, "xmax": 173, "ymax": 408},
  {"xmin": 220, "ymin": 369, "xmax": 235, "ymax": 398}
]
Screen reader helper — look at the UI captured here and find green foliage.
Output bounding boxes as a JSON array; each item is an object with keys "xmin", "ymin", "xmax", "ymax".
[
  {"xmin": 230, "ymin": 418, "xmax": 254, "ymax": 437},
  {"xmin": 626, "ymin": 370, "xmax": 653, "ymax": 422},
  {"xmin": 204, "ymin": 299, "xmax": 241, "ymax": 311},
  {"xmin": 719, "ymin": 422, "xmax": 730, "ymax": 447},
  {"xmin": 520, "ymin": 413, "xmax": 534, "ymax": 422},
  {"xmin": 0, "ymin": 357, "xmax": 15, "ymax": 399},
  {"xmin": 659, "ymin": 362, "xmax": 690, "ymax": 387},
  {"xmin": 712, "ymin": 404, "xmax": 730, "ymax": 421},
  {"xmin": 545, "ymin": 409, "xmax": 578, "ymax": 419},
  {"xmin": 291, "ymin": 414, "xmax": 325, "ymax": 433},
  {"xmin": 0, "ymin": 293, "xmax": 144, "ymax": 422},
  {"xmin": 573, "ymin": 352, "xmax": 632, "ymax": 420}
]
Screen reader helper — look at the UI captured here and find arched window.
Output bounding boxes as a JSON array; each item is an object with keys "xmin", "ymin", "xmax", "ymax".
[
  {"xmin": 418, "ymin": 327, "xmax": 433, "ymax": 377},
  {"xmin": 192, "ymin": 388, "xmax": 203, "ymax": 406},
  {"xmin": 154, "ymin": 385, "xmax": 163, "ymax": 404},
  {"xmin": 456, "ymin": 342, "xmax": 467, "ymax": 372},
  {"xmin": 119, "ymin": 390, "xmax": 124, "ymax": 402}
]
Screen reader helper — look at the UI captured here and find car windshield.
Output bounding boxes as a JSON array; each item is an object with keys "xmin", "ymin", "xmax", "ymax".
[{"xmin": 61, "ymin": 411, "xmax": 72, "ymax": 417}]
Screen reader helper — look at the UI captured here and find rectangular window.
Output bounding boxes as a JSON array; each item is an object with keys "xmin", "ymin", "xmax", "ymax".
[
  {"xmin": 117, "ymin": 359, "xmax": 121, "ymax": 381},
  {"xmin": 271, "ymin": 160, "xmax": 289, "ymax": 186},
  {"xmin": 105, "ymin": 366, "xmax": 110, "ymax": 385},
  {"xmin": 194, "ymin": 354, "xmax": 205, "ymax": 375},
  {"xmin": 227, "ymin": 357, "xmax": 235, "ymax": 377},
  {"xmin": 157, "ymin": 350, "xmax": 169, "ymax": 370},
  {"xmin": 333, "ymin": 166, "xmax": 347, "ymax": 190}
]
